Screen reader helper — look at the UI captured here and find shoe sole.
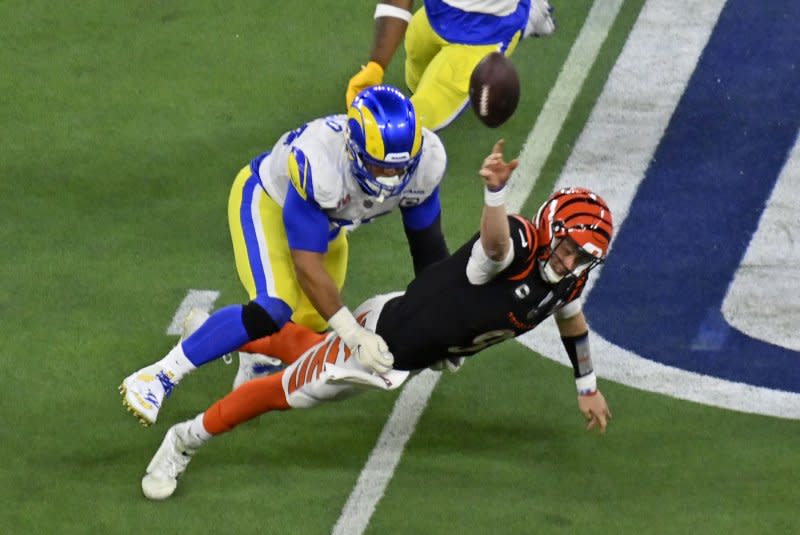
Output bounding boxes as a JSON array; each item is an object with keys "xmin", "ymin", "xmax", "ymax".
[{"xmin": 118, "ymin": 383, "xmax": 155, "ymax": 427}]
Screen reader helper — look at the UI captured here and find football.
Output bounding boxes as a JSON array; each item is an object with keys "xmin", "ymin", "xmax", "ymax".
[{"xmin": 468, "ymin": 52, "xmax": 521, "ymax": 128}]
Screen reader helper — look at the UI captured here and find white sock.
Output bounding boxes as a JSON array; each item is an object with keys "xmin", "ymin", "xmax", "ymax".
[
  {"xmin": 156, "ymin": 343, "xmax": 196, "ymax": 382},
  {"xmin": 186, "ymin": 413, "xmax": 213, "ymax": 446}
]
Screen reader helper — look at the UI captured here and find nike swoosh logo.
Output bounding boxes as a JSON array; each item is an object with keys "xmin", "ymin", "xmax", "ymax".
[{"xmin": 518, "ymin": 229, "xmax": 528, "ymax": 248}]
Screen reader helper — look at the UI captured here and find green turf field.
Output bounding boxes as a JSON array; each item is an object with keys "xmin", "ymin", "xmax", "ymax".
[{"xmin": 2, "ymin": 1, "xmax": 797, "ymax": 534}]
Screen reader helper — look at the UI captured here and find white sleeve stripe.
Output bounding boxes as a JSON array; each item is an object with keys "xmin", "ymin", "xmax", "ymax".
[
  {"xmin": 374, "ymin": 4, "xmax": 413, "ymax": 22},
  {"xmin": 466, "ymin": 238, "xmax": 514, "ymax": 285}
]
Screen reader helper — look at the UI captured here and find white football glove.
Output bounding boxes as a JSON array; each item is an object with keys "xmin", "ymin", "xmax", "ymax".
[{"xmin": 329, "ymin": 307, "xmax": 394, "ymax": 375}]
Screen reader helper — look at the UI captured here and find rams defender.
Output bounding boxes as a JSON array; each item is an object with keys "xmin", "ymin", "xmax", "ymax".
[
  {"xmin": 138, "ymin": 139, "xmax": 614, "ymax": 500},
  {"xmin": 120, "ymin": 85, "xmax": 449, "ymax": 426}
]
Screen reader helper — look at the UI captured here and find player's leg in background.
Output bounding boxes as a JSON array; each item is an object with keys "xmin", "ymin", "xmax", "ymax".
[
  {"xmin": 241, "ymin": 322, "xmax": 326, "ymax": 365},
  {"xmin": 410, "ymin": 41, "xmax": 501, "ymax": 131},
  {"xmin": 404, "ymin": 7, "xmax": 443, "ymax": 95},
  {"xmin": 142, "ymin": 333, "xmax": 365, "ymax": 500}
]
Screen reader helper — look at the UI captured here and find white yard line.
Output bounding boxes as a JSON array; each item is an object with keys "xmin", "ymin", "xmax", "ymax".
[
  {"xmin": 165, "ymin": 289, "xmax": 220, "ymax": 335},
  {"xmin": 332, "ymin": 2, "xmax": 626, "ymax": 533},
  {"xmin": 331, "ymin": 370, "xmax": 441, "ymax": 535}
]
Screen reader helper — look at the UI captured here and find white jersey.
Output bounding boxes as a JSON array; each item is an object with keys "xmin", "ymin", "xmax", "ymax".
[
  {"xmin": 441, "ymin": 0, "xmax": 519, "ymax": 16},
  {"xmin": 256, "ymin": 115, "xmax": 446, "ymax": 233}
]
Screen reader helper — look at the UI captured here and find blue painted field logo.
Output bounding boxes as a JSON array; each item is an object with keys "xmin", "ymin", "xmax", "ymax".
[{"xmin": 519, "ymin": 0, "xmax": 800, "ymax": 420}]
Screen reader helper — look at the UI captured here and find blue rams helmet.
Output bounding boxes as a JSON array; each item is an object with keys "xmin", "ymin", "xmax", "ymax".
[{"xmin": 346, "ymin": 85, "xmax": 423, "ymax": 199}]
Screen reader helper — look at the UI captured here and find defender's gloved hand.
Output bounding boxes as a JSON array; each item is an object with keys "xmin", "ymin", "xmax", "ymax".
[
  {"xmin": 346, "ymin": 61, "xmax": 384, "ymax": 107},
  {"xmin": 329, "ymin": 306, "xmax": 394, "ymax": 374}
]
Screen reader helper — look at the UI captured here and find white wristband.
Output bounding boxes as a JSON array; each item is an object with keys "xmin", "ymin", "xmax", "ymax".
[
  {"xmin": 484, "ymin": 186, "xmax": 506, "ymax": 207},
  {"xmin": 374, "ymin": 4, "xmax": 412, "ymax": 22},
  {"xmin": 328, "ymin": 306, "xmax": 359, "ymax": 341},
  {"xmin": 575, "ymin": 372, "xmax": 597, "ymax": 395}
]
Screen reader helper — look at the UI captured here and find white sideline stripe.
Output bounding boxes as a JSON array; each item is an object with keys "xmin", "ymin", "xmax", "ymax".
[
  {"xmin": 332, "ymin": 3, "xmax": 624, "ymax": 533},
  {"xmin": 518, "ymin": 0, "xmax": 800, "ymax": 420},
  {"xmin": 331, "ymin": 370, "xmax": 441, "ymax": 535},
  {"xmin": 165, "ymin": 289, "xmax": 219, "ymax": 335},
  {"xmin": 507, "ymin": 0, "xmax": 625, "ymax": 213}
]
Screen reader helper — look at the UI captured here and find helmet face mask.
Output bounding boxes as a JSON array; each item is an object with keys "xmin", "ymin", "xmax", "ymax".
[
  {"xmin": 540, "ymin": 236, "xmax": 603, "ymax": 284},
  {"xmin": 346, "ymin": 85, "xmax": 422, "ymax": 201},
  {"xmin": 535, "ymin": 187, "xmax": 613, "ymax": 284}
]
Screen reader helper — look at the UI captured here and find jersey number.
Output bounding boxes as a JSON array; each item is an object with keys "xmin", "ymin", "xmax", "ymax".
[{"xmin": 448, "ymin": 329, "xmax": 515, "ymax": 355}]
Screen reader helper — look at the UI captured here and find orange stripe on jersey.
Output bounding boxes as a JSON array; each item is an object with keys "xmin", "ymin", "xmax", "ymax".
[
  {"xmin": 288, "ymin": 343, "xmax": 324, "ymax": 394},
  {"xmin": 324, "ymin": 336, "xmax": 343, "ymax": 365},
  {"xmin": 287, "ymin": 335, "xmax": 348, "ymax": 394},
  {"xmin": 305, "ymin": 342, "xmax": 330, "ymax": 384},
  {"xmin": 508, "ymin": 215, "xmax": 538, "ymax": 281}
]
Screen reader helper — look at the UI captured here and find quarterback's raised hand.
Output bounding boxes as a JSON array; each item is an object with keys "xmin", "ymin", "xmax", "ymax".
[
  {"xmin": 329, "ymin": 306, "xmax": 394, "ymax": 374},
  {"xmin": 578, "ymin": 390, "xmax": 612, "ymax": 433},
  {"xmin": 479, "ymin": 139, "xmax": 519, "ymax": 191}
]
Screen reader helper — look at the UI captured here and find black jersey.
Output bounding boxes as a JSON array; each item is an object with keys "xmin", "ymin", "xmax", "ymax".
[{"xmin": 377, "ymin": 216, "xmax": 587, "ymax": 371}]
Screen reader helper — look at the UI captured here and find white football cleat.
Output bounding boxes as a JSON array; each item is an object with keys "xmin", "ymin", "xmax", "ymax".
[
  {"xmin": 232, "ymin": 352, "xmax": 284, "ymax": 390},
  {"xmin": 141, "ymin": 421, "xmax": 198, "ymax": 500},
  {"xmin": 119, "ymin": 364, "xmax": 176, "ymax": 427},
  {"xmin": 524, "ymin": 0, "xmax": 556, "ymax": 38}
]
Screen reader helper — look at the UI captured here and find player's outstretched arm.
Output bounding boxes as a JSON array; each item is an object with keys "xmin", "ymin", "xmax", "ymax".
[
  {"xmin": 346, "ymin": 1, "xmax": 414, "ymax": 106},
  {"xmin": 556, "ymin": 311, "xmax": 612, "ymax": 433},
  {"xmin": 478, "ymin": 139, "xmax": 519, "ymax": 260},
  {"xmin": 578, "ymin": 390, "xmax": 611, "ymax": 433}
]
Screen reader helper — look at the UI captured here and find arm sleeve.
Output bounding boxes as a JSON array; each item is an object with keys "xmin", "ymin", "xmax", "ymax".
[
  {"xmin": 561, "ymin": 331, "xmax": 594, "ymax": 378},
  {"xmin": 402, "ymin": 187, "xmax": 448, "ymax": 274},
  {"xmin": 466, "ymin": 238, "xmax": 514, "ymax": 285},
  {"xmin": 401, "ymin": 186, "xmax": 442, "ymax": 230},
  {"xmin": 403, "ymin": 214, "xmax": 449, "ymax": 275},
  {"xmin": 283, "ymin": 183, "xmax": 329, "ymax": 253}
]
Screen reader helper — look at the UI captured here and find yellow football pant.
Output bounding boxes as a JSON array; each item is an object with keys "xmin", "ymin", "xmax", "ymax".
[
  {"xmin": 227, "ymin": 165, "xmax": 348, "ymax": 332},
  {"xmin": 404, "ymin": 7, "xmax": 522, "ymax": 131}
]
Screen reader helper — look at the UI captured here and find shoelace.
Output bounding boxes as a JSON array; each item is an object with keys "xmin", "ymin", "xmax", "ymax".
[{"xmin": 156, "ymin": 371, "xmax": 176, "ymax": 398}]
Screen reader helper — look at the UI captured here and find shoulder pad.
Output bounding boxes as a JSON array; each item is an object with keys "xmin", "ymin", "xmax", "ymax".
[
  {"xmin": 409, "ymin": 129, "xmax": 447, "ymax": 191},
  {"xmin": 286, "ymin": 118, "xmax": 349, "ymax": 207},
  {"xmin": 504, "ymin": 215, "xmax": 539, "ymax": 281},
  {"xmin": 288, "ymin": 148, "xmax": 314, "ymax": 201}
]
